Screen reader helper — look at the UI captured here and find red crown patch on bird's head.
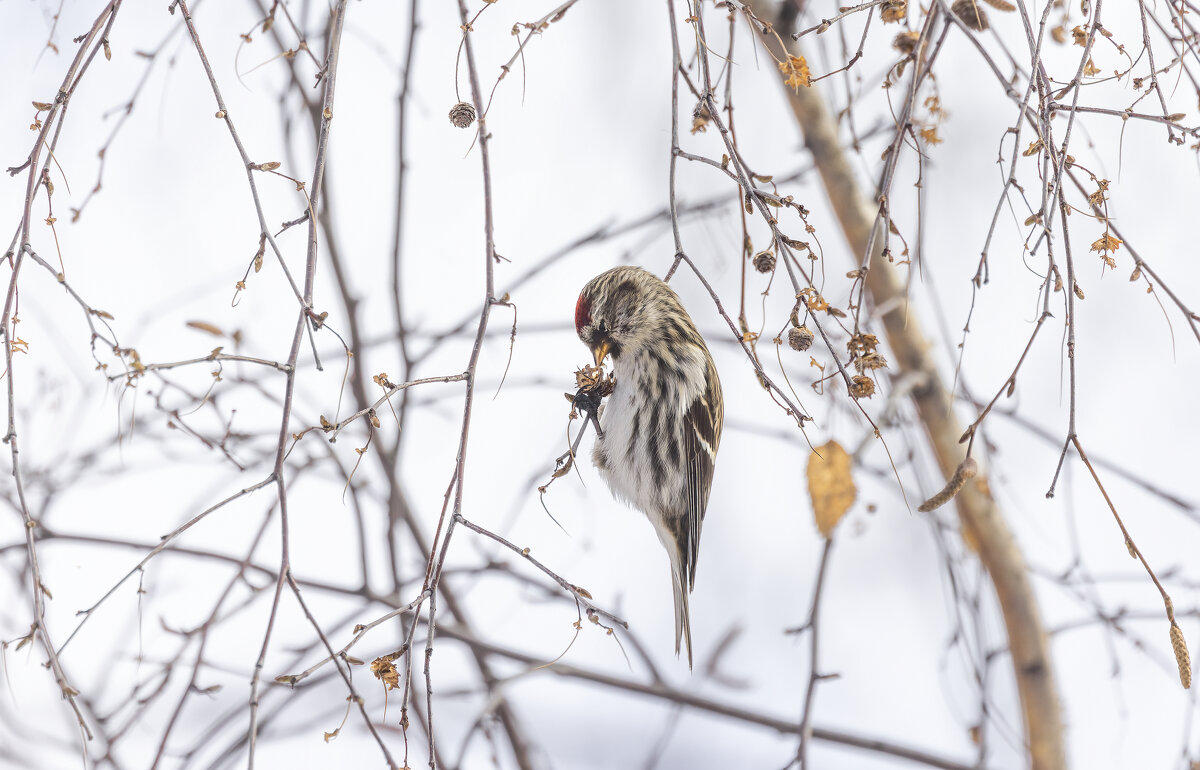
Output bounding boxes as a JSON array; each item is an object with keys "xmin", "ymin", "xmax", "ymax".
[{"xmin": 575, "ymin": 292, "xmax": 591, "ymax": 334}]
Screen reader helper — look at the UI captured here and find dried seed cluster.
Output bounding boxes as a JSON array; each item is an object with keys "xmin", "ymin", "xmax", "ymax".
[
  {"xmin": 847, "ymin": 333, "xmax": 889, "ymax": 374},
  {"xmin": 849, "ymin": 375, "xmax": 876, "ymax": 399},
  {"xmin": 893, "ymin": 31, "xmax": 921, "ymax": 55},
  {"xmin": 880, "ymin": 0, "xmax": 907, "ymax": 23},
  {"xmin": 788, "ymin": 325, "xmax": 814, "ymax": 351},
  {"xmin": 752, "ymin": 249, "xmax": 777, "ymax": 273},
  {"xmin": 448, "ymin": 101, "xmax": 476, "ymax": 129},
  {"xmin": 574, "ymin": 364, "xmax": 615, "ymax": 398}
]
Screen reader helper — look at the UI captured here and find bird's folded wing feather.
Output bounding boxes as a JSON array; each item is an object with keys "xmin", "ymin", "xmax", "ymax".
[{"xmin": 681, "ymin": 363, "xmax": 722, "ymax": 589}]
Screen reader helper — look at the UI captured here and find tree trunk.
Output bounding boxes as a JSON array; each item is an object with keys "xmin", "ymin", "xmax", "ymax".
[{"xmin": 746, "ymin": 2, "xmax": 1066, "ymax": 767}]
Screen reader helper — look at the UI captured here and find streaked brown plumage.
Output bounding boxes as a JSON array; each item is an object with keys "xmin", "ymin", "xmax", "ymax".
[{"xmin": 574, "ymin": 266, "xmax": 723, "ymax": 667}]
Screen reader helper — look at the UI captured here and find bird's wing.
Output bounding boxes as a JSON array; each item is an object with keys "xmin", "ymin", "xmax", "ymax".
[{"xmin": 681, "ymin": 355, "xmax": 722, "ymax": 590}]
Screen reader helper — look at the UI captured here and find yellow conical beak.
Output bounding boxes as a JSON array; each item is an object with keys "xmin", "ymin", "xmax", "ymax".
[{"xmin": 592, "ymin": 339, "xmax": 612, "ymax": 368}]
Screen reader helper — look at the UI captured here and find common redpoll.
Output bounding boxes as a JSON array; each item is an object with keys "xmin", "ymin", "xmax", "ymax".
[{"xmin": 574, "ymin": 266, "xmax": 723, "ymax": 667}]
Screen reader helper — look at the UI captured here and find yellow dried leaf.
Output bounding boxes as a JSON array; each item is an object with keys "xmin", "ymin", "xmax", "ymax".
[
  {"xmin": 778, "ymin": 54, "xmax": 811, "ymax": 90},
  {"xmin": 807, "ymin": 441, "xmax": 856, "ymax": 538},
  {"xmin": 1082, "ymin": 57, "xmax": 1100, "ymax": 77},
  {"xmin": 1090, "ymin": 233, "xmax": 1122, "ymax": 253}
]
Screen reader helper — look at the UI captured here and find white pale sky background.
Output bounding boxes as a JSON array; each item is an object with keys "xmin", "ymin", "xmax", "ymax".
[{"xmin": 2, "ymin": 1, "xmax": 1199, "ymax": 769}]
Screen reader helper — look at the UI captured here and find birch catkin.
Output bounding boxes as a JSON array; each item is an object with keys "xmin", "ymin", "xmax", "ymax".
[
  {"xmin": 1171, "ymin": 624, "xmax": 1192, "ymax": 689},
  {"xmin": 918, "ymin": 457, "xmax": 979, "ymax": 512}
]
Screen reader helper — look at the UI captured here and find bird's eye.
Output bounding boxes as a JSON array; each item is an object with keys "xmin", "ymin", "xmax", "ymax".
[{"xmin": 598, "ymin": 320, "xmax": 608, "ymax": 334}]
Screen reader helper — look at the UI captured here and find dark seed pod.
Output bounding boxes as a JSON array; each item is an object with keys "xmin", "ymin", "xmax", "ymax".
[
  {"xmin": 952, "ymin": 0, "xmax": 989, "ymax": 30},
  {"xmin": 752, "ymin": 250, "xmax": 777, "ymax": 273},
  {"xmin": 448, "ymin": 101, "xmax": 476, "ymax": 129},
  {"xmin": 893, "ymin": 31, "xmax": 920, "ymax": 55},
  {"xmin": 788, "ymin": 325, "xmax": 815, "ymax": 351}
]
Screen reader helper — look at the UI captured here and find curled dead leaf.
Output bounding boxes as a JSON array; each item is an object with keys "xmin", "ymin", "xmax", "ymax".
[{"xmin": 807, "ymin": 441, "xmax": 856, "ymax": 538}]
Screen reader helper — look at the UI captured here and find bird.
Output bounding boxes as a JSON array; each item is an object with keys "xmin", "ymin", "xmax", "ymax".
[{"xmin": 574, "ymin": 265, "xmax": 723, "ymax": 668}]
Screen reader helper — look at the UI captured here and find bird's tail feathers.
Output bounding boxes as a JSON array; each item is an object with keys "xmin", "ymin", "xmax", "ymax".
[
  {"xmin": 652, "ymin": 517, "xmax": 695, "ymax": 669},
  {"xmin": 670, "ymin": 558, "xmax": 693, "ymax": 669}
]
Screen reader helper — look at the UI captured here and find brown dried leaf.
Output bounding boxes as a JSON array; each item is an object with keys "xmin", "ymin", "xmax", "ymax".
[
  {"xmin": 370, "ymin": 656, "xmax": 401, "ymax": 689},
  {"xmin": 186, "ymin": 320, "xmax": 225, "ymax": 337},
  {"xmin": 807, "ymin": 441, "xmax": 856, "ymax": 538}
]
